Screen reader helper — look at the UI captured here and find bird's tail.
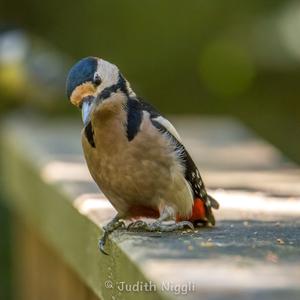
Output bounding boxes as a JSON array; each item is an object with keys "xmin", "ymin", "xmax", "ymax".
[{"xmin": 203, "ymin": 194, "xmax": 219, "ymax": 226}]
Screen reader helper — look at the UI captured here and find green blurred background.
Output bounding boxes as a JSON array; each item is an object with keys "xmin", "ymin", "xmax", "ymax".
[
  {"xmin": 1, "ymin": 0, "xmax": 300, "ymax": 159},
  {"xmin": 0, "ymin": 1, "xmax": 299, "ymax": 298}
]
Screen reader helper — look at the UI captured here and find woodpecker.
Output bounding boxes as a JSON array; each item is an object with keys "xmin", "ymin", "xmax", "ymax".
[{"xmin": 66, "ymin": 57, "xmax": 219, "ymax": 254}]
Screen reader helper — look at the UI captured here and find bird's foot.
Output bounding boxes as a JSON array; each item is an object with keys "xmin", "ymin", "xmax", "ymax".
[
  {"xmin": 99, "ymin": 218, "xmax": 125, "ymax": 255},
  {"xmin": 103, "ymin": 219, "xmax": 125, "ymax": 233},
  {"xmin": 127, "ymin": 220, "xmax": 194, "ymax": 232}
]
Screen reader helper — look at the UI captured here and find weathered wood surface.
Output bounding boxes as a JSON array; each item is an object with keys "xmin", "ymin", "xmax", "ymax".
[
  {"xmin": 1, "ymin": 113, "xmax": 300, "ymax": 300},
  {"xmin": 12, "ymin": 215, "xmax": 101, "ymax": 300}
]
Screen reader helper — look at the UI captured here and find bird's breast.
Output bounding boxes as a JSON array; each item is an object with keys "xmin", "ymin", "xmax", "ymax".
[{"xmin": 81, "ymin": 109, "xmax": 178, "ymax": 215}]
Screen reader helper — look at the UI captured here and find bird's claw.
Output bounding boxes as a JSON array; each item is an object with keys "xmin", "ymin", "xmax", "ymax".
[
  {"xmin": 127, "ymin": 220, "xmax": 194, "ymax": 232},
  {"xmin": 173, "ymin": 220, "xmax": 195, "ymax": 231},
  {"xmin": 103, "ymin": 220, "xmax": 125, "ymax": 232},
  {"xmin": 98, "ymin": 231, "xmax": 109, "ymax": 255},
  {"xmin": 99, "ymin": 218, "xmax": 125, "ymax": 255},
  {"xmin": 127, "ymin": 220, "xmax": 145, "ymax": 230},
  {"xmin": 99, "ymin": 217, "xmax": 194, "ymax": 254}
]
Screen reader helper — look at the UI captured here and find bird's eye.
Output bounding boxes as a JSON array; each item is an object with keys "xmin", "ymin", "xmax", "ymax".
[{"xmin": 93, "ymin": 73, "xmax": 102, "ymax": 86}]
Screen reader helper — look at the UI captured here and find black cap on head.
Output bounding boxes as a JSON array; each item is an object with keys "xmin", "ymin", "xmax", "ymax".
[{"xmin": 66, "ymin": 57, "xmax": 98, "ymax": 99}]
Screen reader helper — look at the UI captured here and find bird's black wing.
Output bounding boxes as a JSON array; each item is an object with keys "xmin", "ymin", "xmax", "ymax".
[
  {"xmin": 139, "ymin": 97, "xmax": 161, "ymax": 118},
  {"xmin": 139, "ymin": 99, "xmax": 219, "ymax": 224}
]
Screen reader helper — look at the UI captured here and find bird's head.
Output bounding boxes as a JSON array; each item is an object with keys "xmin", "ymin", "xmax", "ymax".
[{"xmin": 66, "ymin": 56, "xmax": 134, "ymax": 125}]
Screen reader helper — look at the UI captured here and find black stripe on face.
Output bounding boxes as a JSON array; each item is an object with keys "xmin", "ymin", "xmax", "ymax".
[
  {"xmin": 84, "ymin": 121, "xmax": 96, "ymax": 148},
  {"xmin": 98, "ymin": 73, "xmax": 128, "ymax": 100},
  {"xmin": 126, "ymin": 98, "xmax": 142, "ymax": 141}
]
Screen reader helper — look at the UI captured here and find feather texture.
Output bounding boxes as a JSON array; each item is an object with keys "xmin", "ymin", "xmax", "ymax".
[
  {"xmin": 79, "ymin": 77, "xmax": 218, "ymax": 223},
  {"xmin": 142, "ymin": 103, "xmax": 219, "ymax": 224}
]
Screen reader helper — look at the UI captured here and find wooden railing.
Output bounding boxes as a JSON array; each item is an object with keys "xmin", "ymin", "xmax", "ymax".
[{"xmin": 1, "ymin": 113, "xmax": 300, "ymax": 300}]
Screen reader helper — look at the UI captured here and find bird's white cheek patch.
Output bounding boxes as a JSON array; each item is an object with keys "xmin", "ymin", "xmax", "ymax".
[{"xmin": 70, "ymin": 82, "xmax": 96, "ymax": 107}]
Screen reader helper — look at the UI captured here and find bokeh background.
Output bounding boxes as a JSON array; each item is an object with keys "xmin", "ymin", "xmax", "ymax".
[{"xmin": 0, "ymin": 1, "xmax": 299, "ymax": 299}]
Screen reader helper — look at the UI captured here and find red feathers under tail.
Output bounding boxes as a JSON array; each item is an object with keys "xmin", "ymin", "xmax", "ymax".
[{"xmin": 177, "ymin": 197, "xmax": 218, "ymax": 226}]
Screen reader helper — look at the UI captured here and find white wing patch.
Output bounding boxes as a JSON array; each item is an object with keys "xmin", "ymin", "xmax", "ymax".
[{"xmin": 152, "ymin": 116, "xmax": 182, "ymax": 142}]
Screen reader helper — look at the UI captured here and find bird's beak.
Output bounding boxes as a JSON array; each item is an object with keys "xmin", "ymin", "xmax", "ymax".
[{"xmin": 81, "ymin": 96, "xmax": 94, "ymax": 126}]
